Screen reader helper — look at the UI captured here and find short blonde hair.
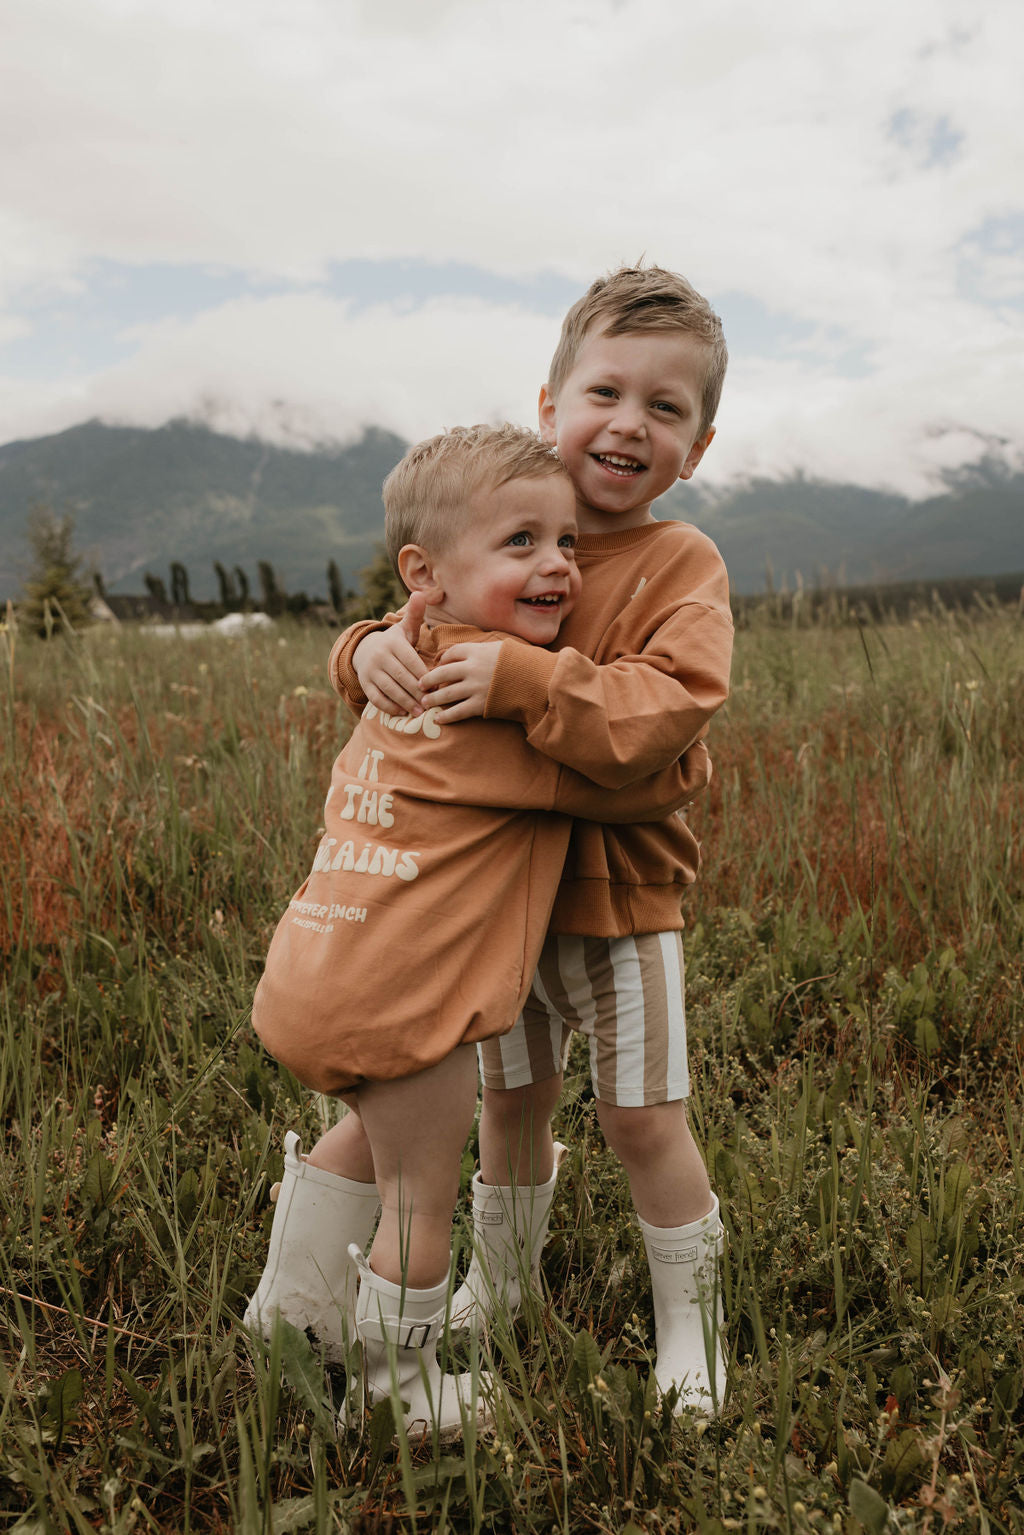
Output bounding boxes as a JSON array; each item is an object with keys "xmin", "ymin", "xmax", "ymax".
[
  {"xmin": 383, "ymin": 422, "xmax": 568, "ymax": 574},
  {"xmin": 547, "ymin": 264, "xmax": 728, "ymax": 439}
]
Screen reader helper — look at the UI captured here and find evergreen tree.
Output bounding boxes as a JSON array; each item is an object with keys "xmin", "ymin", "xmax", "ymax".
[
  {"xmin": 352, "ymin": 545, "xmax": 405, "ymax": 619},
  {"xmin": 144, "ymin": 572, "xmax": 169, "ymax": 605},
  {"xmin": 170, "ymin": 562, "xmax": 191, "ymax": 607},
  {"xmin": 258, "ymin": 561, "xmax": 285, "ymax": 615},
  {"xmin": 233, "ymin": 566, "xmax": 250, "ymax": 605},
  {"xmin": 18, "ymin": 504, "xmax": 93, "ymax": 637},
  {"xmin": 327, "ymin": 558, "xmax": 344, "ymax": 615},
  {"xmin": 214, "ymin": 561, "xmax": 238, "ymax": 608}
]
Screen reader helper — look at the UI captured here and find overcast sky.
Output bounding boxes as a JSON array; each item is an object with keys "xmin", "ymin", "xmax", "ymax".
[{"xmin": 2, "ymin": 0, "xmax": 1022, "ymax": 497}]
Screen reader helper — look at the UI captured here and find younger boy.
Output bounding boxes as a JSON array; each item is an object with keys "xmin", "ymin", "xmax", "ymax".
[
  {"xmin": 246, "ymin": 423, "xmax": 693, "ymax": 1440},
  {"xmin": 337, "ymin": 265, "xmax": 734, "ymax": 1415}
]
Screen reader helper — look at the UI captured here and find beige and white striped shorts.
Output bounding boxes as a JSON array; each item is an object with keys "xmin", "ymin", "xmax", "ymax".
[{"xmin": 479, "ymin": 931, "xmax": 689, "ymax": 1107}]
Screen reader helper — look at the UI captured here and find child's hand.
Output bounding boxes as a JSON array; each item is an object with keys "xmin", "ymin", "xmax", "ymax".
[
  {"xmin": 419, "ymin": 642, "xmax": 501, "ymax": 723},
  {"xmin": 353, "ymin": 593, "xmax": 428, "ymax": 715}
]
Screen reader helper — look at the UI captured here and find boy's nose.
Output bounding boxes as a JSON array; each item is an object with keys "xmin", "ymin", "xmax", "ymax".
[
  {"xmin": 609, "ymin": 403, "xmax": 646, "ymax": 438},
  {"xmin": 540, "ymin": 544, "xmax": 573, "ymax": 573}
]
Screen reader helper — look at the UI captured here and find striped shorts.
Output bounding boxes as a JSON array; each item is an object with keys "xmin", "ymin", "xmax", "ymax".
[{"xmin": 478, "ymin": 931, "xmax": 689, "ymax": 1107}]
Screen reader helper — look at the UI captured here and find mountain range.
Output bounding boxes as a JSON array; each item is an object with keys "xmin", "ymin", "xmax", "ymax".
[{"xmin": 0, "ymin": 419, "xmax": 1020, "ymax": 603}]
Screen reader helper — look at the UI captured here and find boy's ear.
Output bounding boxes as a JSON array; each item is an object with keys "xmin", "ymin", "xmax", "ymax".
[
  {"xmin": 678, "ymin": 426, "xmax": 715, "ymax": 482},
  {"xmin": 397, "ymin": 544, "xmax": 444, "ymax": 603},
  {"xmin": 538, "ymin": 385, "xmax": 558, "ymax": 445}
]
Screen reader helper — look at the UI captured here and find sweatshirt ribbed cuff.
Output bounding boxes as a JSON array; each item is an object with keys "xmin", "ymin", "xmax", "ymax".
[
  {"xmin": 328, "ymin": 618, "xmax": 390, "ymax": 708},
  {"xmin": 483, "ymin": 641, "xmax": 560, "ymax": 727}
]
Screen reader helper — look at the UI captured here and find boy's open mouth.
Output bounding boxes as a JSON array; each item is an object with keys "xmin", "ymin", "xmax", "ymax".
[
  {"xmin": 519, "ymin": 594, "xmax": 564, "ymax": 609},
  {"xmin": 593, "ymin": 453, "xmax": 644, "ymax": 477}
]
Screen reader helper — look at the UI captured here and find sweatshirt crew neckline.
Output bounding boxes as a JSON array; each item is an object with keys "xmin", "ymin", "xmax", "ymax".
[{"xmin": 574, "ymin": 520, "xmax": 688, "ymax": 557}]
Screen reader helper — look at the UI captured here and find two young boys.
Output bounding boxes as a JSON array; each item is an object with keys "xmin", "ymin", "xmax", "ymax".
[
  {"xmin": 247, "ymin": 264, "xmax": 734, "ymax": 1435},
  {"xmin": 248, "ymin": 421, "xmax": 689, "ymax": 1437}
]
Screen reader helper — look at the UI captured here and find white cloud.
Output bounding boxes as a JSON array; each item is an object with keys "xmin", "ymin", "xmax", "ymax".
[
  {"xmin": 0, "ymin": 292, "xmax": 559, "ymax": 445},
  {"xmin": 0, "ymin": 0, "xmax": 1022, "ymax": 493},
  {"xmin": 717, "ymin": 338, "xmax": 1024, "ymax": 497},
  {"xmin": 2, "ymin": 286, "xmax": 1019, "ymax": 498}
]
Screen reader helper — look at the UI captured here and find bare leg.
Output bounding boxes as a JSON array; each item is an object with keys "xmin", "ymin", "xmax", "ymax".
[
  {"xmin": 357, "ymin": 1044, "xmax": 479, "ymax": 1289},
  {"xmin": 478, "ymin": 1075, "xmax": 563, "ymax": 1188},
  {"xmin": 306, "ymin": 1105, "xmax": 376, "ymax": 1184},
  {"xmin": 594, "ymin": 1099, "xmax": 713, "ymax": 1226}
]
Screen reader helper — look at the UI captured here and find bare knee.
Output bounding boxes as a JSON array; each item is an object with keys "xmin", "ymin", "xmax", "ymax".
[
  {"xmin": 596, "ymin": 1099, "xmax": 691, "ymax": 1165},
  {"xmin": 479, "ymin": 1077, "xmax": 562, "ymax": 1185},
  {"xmin": 482, "ymin": 1077, "xmax": 562, "ymax": 1130}
]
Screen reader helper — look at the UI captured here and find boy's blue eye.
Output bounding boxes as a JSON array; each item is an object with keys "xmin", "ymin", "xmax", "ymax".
[
  {"xmin": 558, "ymin": 534, "xmax": 576, "ymax": 549},
  {"xmin": 507, "ymin": 532, "xmax": 531, "ymax": 546}
]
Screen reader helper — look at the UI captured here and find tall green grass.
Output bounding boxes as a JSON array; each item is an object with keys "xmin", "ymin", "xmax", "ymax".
[{"xmin": 1, "ymin": 606, "xmax": 1022, "ymax": 1532}]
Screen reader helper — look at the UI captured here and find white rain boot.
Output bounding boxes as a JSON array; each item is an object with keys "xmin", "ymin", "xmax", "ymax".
[
  {"xmin": 346, "ymin": 1246, "xmax": 493, "ymax": 1443},
  {"xmin": 244, "ymin": 1131, "xmax": 380, "ymax": 1364},
  {"xmin": 638, "ymin": 1195, "xmax": 727, "ymax": 1417},
  {"xmin": 450, "ymin": 1143, "xmax": 568, "ymax": 1331}
]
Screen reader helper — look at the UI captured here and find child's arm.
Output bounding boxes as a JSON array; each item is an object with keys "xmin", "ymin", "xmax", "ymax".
[
  {"xmin": 383, "ymin": 721, "xmax": 708, "ymax": 824},
  {"xmin": 327, "ymin": 594, "xmax": 428, "ymax": 716},
  {"xmin": 423, "ymin": 597, "xmax": 732, "ymax": 789},
  {"xmin": 546, "ymin": 743, "xmax": 712, "ymax": 823}
]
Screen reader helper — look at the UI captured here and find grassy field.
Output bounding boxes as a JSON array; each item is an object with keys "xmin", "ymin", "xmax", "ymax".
[{"xmin": 2, "ymin": 601, "xmax": 1022, "ymax": 1533}]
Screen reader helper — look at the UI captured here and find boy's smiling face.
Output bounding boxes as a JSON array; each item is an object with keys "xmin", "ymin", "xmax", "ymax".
[
  {"xmin": 538, "ymin": 328, "xmax": 715, "ymax": 534},
  {"xmin": 406, "ymin": 473, "xmax": 581, "ymax": 645}
]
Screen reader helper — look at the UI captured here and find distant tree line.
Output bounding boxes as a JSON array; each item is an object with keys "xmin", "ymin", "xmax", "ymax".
[
  {"xmin": 135, "ymin": 549, "xmax": 404, "ymax": 622},
  {"xmin": 129, "ymin": 554, "xmax": 1024, "ymax": 631},
  {"xmin": 25, "ymin": 503, "xmax": 1016, "ymax": 641},
  {"xmin": 12, "ymin": 502, "xmax": 407, "ymax": 636},
  {"xmin": 135, "ymin": 553, "xmax": 401, "ymax": 619}
]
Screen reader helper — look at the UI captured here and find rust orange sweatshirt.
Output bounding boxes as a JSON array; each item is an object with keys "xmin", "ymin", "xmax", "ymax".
[
  {"xmin": 329, "ymin": 520, "xmax": 734, "ymax": 939},
  {"xmin": 253, "ymin": 622, "xmax": 698, "ymax": 1094}
]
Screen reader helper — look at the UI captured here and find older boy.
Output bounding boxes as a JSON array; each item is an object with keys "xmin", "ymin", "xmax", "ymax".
[
  {"xmin": 337, "ymin": 266, "xmax": 734, "ymax": 1415},
  {"xmin": 246, "ymin": 423, "xmax": 695, "ymax": 1440}
]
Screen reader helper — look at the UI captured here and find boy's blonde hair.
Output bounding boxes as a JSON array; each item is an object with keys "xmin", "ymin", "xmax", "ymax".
[
  {"xmin": 383, "ymin": 422, "xmax": 568, "ymax": 573},
  {"xmin": 547, "ymin": 264, "xmax": 728, "ymax": 439}
]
